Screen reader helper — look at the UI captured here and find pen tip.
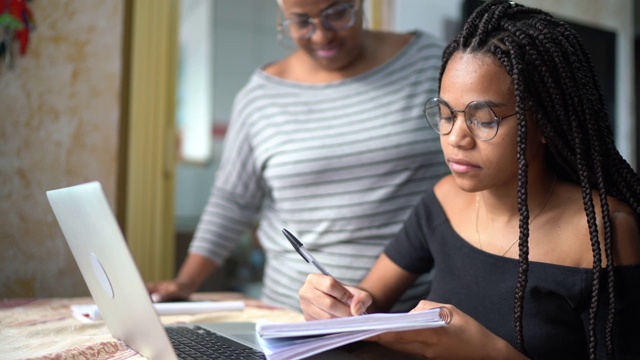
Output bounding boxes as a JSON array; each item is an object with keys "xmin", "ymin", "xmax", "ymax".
[{"xmin": 282, "ymin": 228, "xmax": 302, "ymax": 247}]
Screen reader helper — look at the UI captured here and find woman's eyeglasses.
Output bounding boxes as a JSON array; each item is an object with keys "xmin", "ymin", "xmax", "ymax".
[
  {"xmin": 424, "ymin": 97, "xmax": 517, "ymax": 141},
  {"xmin": 277, "ymin": 1, "xmax": 359, "ymax": 41}
]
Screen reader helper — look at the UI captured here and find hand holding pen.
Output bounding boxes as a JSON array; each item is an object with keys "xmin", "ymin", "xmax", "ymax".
[{"xmin": 283, "ymin": 228, "xmax": 369, "ymax": 316}]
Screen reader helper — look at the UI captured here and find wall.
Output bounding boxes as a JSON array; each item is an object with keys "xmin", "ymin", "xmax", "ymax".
[{"xmin": 0, "ymin": 1, "xmax": 124, "ymax": 298}]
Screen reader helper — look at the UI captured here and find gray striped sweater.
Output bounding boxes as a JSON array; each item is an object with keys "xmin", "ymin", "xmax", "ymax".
[{"xmin": 189, "ymin": 31, "xmax": 450, "ymax": 310}]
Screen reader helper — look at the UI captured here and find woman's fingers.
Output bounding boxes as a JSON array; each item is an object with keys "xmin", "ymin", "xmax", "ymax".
[{"xmin": 299, "ymin": 274, "xmax": 371, "ymax": 319}]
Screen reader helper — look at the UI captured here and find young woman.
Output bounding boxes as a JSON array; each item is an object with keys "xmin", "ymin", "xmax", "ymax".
[
  {"xmin": 148, "ymin": 0, "xmax": 449, "ymax": 311},
  {"xmin": 299, "ymin": 1, "xmax": 640, "ymax": 358}
]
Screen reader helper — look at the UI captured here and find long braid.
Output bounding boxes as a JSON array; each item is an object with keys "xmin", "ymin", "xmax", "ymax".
[
  {"xmin": 569, "ymin": 23, "xmax": 617, "ymax": 355},
  {"xmin": 493, "ymin": 38, "xmax": 532, "ymax": 352},
  {"xmin": 439, "ymin": 1, "xmax": 640, "ymax": 358},
  {"xmin": 508, "ymin": 41, "xmax": 531, "ymax": 353},
  {"xmin": 492, "ymin": 40, "xmax": 533, "ymax": 353}
]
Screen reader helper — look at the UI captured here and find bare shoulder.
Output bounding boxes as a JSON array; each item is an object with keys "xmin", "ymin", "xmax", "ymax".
[
  {"xmin": 543, "ymin": 183, "xmax": 640, "ymax": 267},
  {"xmin": 605, "ymin": 196, "xmax": 640, "ymax": 265}
]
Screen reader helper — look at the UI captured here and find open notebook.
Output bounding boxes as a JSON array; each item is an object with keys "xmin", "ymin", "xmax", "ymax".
[
  {"xmin": 256, "ymin": 308, "xmax": 450, "ymax": 360},
  {"xmin": 46, "ymin": 181, "xmax": 354, "ymax": 360}
]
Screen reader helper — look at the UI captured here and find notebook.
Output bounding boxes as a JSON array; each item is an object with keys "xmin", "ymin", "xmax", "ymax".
[{"xmin": 46, "ymin": 181, "xmax": 355, "ymax": 360}]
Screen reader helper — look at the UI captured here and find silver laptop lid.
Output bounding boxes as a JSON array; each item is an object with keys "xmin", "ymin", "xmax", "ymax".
[
  {"xmin": 47, "ymin": 181, "xmax": 177, "ymax": 360},
  {"xmin": 47, "ymin": 182, "xmax": 360, "ymax": 360}
]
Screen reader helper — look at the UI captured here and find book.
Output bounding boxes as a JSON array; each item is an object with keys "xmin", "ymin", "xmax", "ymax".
[
  {"xmin": 256, "ymin": 308, "xmax": 450, "ymax": 360},
  {"xmin": 70, "ymin": 301, "xmax": 244, "ymax": 323}
]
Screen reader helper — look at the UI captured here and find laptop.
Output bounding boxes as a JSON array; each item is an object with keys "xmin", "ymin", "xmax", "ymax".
[{"xmin": 46, "ymin": 181, "xmax": 356, "ymax": 360}]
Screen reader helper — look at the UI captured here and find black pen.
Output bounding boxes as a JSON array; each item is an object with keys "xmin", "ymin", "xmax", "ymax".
[
  {"xmin": 283, "ymin": 228, "xmax": 368, "ymax": 315},
  {"xmin": 282, "ymin": 228, "xmax": 333, "ymax": 277}
]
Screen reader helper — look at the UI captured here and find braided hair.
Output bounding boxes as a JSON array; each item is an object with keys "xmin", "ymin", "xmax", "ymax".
[{"xmin": 440, "ymin": 1, "xmax": 640, "ymax": 358}]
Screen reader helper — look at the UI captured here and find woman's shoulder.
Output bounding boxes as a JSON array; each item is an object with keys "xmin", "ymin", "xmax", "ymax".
[
  {"xmin": 605, "ymin": 194, "xmax": 640, "ymax": 265},
  {"xmin": 575, "ymin": 185, "xmax": 640, "ymax": 265},
  {"xmin": 538, "ymin": 181, "xmax": 640, "ymax": 267}
]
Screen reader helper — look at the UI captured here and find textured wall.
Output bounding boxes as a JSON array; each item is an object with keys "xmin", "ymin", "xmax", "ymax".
[{"xmin": 0, "ymin": 1, "xmax": 124, "ymax": 297}]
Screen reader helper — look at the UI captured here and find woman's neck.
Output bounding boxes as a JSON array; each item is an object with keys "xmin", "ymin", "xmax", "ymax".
[
  {"xmin": 266, "ymin": 31, "xmax": 413, "ymax": 83},
  {"xmin": 478, "ymin": 174, "xmax": 557, "ymax": 225}
]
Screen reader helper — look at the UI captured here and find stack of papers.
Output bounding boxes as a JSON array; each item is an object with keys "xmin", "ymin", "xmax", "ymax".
[
  {"xmin": 256, "ymin": 308, "xmax": 449, "ymax": 360},
  {"xmin": 70, "ymin": 301, "xmax": 244, "ymax": 323}
]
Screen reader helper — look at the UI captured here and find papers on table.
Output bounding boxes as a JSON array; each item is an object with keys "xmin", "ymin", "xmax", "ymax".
[
  {"xmin": 70, "ymin": 301, "xmax": 245, "ymax": 323},
  {"xmin": 256, "ymin": 308, "xmax": 449, "ymax": 360}
]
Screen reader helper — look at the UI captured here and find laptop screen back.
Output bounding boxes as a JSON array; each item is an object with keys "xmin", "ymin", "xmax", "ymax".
[{"xmin": 47, "ymin": 181, "xmax": 177, "ymax": 359}]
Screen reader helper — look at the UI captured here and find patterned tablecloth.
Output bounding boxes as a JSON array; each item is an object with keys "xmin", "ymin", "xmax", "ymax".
[{"xmin": 0, "ymin": 292, "xmax": 304, "ymax": 360}]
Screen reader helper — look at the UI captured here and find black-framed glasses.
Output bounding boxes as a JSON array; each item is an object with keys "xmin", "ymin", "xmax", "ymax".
[
  {"xmin": 424, "ymin": 97, "xmax": 518, "ymax": 141},
  {"xmin": 277, "ymin": 1, "xmax": 359, "ymax": 41}
]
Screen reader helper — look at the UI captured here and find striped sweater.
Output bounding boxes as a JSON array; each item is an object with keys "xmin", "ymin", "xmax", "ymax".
[{"xmin": 189, "ymin": 31, "xmax": 450, "ymax": 310}]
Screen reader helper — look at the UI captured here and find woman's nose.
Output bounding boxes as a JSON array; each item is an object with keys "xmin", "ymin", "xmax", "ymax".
[
  {"xmin": 447, "ymin": 113, "xmax": 474, "ymax": 148},
  {"xmin": 309, "ymin": 19, "xmax": 333, "ymax": 42}
]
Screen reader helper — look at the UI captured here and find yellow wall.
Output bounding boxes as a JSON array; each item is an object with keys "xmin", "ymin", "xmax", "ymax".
[{"xmin": 0, "ymin": 1, "xmax": 125, "ymax": 297}]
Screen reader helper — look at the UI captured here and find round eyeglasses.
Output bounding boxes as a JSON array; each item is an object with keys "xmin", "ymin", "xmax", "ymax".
[
  {"xmin": 424, "ymin": 97, "xmax": 518, "ymax": 141},
  {"xmin": 277, "ymin": 1, "xmax": 359, "ymax": 41}
]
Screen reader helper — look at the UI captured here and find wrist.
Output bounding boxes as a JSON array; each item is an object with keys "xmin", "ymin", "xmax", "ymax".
[{"xmin": 175, "ymin": 277, "xmax": 198, "ymax": 294}]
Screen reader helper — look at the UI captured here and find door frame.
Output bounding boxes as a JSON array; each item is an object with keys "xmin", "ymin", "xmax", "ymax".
[{"xmin": 120, "ymin": 0, "xmax": 178, "ymax": 281}]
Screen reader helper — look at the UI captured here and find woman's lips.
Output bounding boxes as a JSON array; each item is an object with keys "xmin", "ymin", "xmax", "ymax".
[
  {"xmin": 315, "ymin": 45, "xmax": 340, "ymax": 59},
  {"xmin": 447, "ymin": 157, "xmax": 479, "ymax": 173}
]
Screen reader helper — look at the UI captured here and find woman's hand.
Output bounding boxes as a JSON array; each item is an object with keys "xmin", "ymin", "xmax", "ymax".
[
  {"xmin": 299, "ymin": 273, "xmax": 372, "ymax": 320},
  {"xmin": 146, "ymin": 279, "xmax": 193, "ymax": 302},
  {"xmin": 147, "ymin": 253, "xmax": 218, "ymax": 302},
  {"xmin": 367, "ymin": 300, "xmax": 528, "ymax": 359}
]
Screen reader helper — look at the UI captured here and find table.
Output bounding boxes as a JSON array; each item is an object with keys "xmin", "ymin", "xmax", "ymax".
[
  {"xmin": 0, "ymin": 293, "xmax": 421, "ymax": 360},
  {"xmin": 0, "ymin": 292, "xmax": 304, "ymax": 360}
]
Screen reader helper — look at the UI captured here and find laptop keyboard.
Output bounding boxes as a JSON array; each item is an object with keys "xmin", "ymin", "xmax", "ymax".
[{"xmin": 167, "ymin": 325, "xmax": 266, "ymax": 360}]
